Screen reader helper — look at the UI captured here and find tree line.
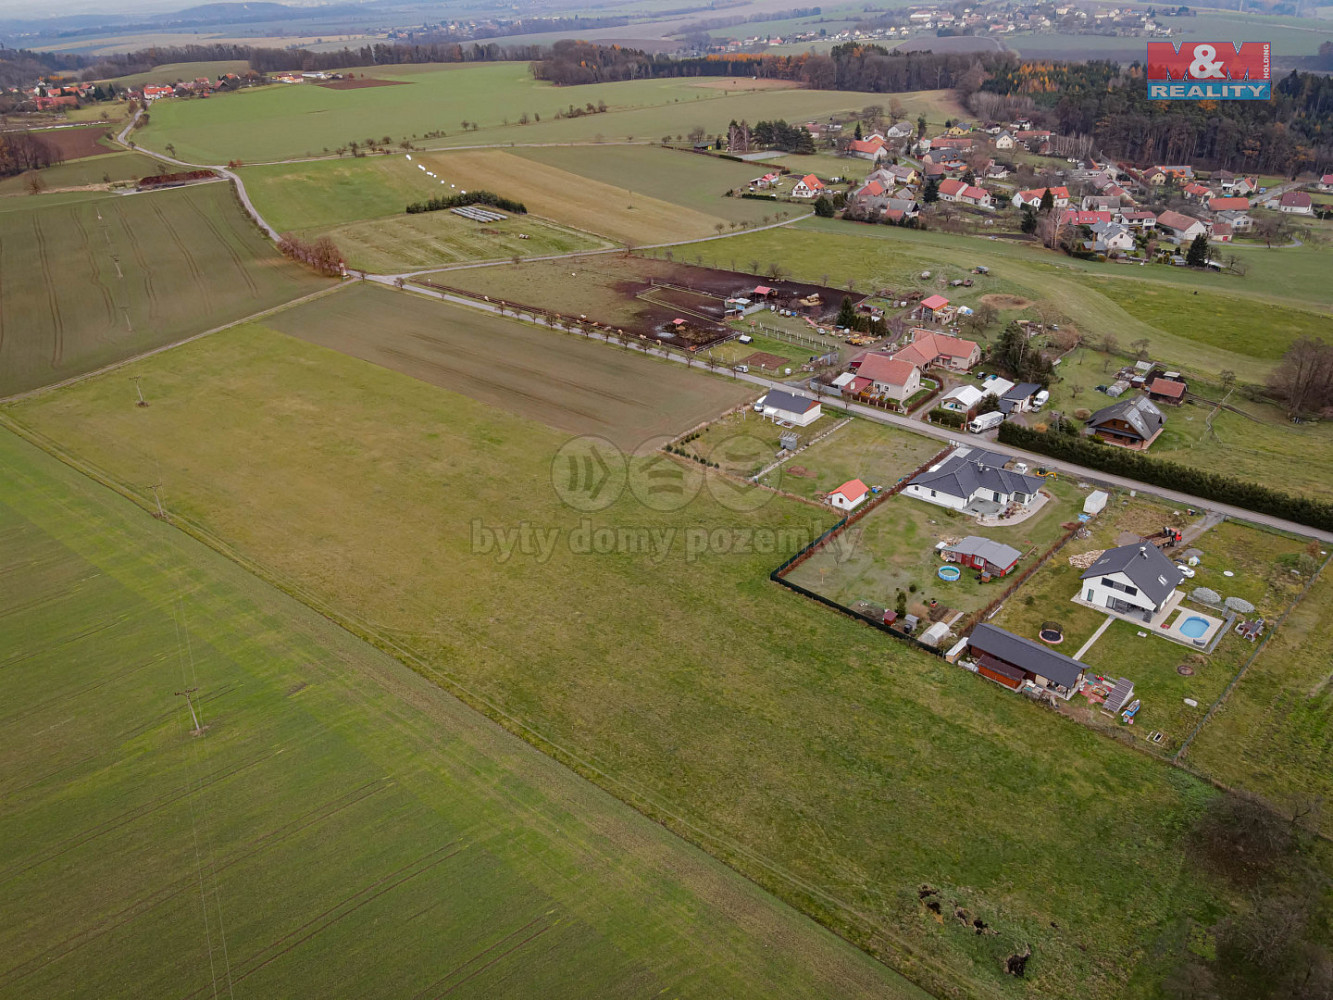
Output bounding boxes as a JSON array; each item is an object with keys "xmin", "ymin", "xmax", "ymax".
[
  {"xmin": 405, "ymin": 190, "xmax": 527, "ymax": 214},
  {"xmin": 978, "ymin": 60, "xmax": 1333, "ymax": 175},
  {"xmin": 0, "ymin": 131, "xmax": 63, "ymax": 178},
  {"xmin": 997, "ymin": 421, "xmax": 1333, "ymax": 531},
  {"xmin": 275, "ymin": 234, "xmax": 344, "ymax": 277},
  {"xmin": 531, "ymin": 40, "xmax": 1015, "ymax": 92}
]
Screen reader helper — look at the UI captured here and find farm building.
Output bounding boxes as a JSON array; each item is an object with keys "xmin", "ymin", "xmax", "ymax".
[
  {"xmin": 1086, "ymin": 396, "xmax": 1166, "ymax": 450},
  {"xmin": 1146, "ymin": 377, "xmax": 1186, "ymax": 405},
  {"xmin": 761, "ymin": 389, "xmax": 822, "ymax": 427},
  {"xmin": 966, "ymin": 624, "xmax": 1086, "ymax": 700},
  {"xmin": 942, "ymin": 536, "xmax": 1021, "ymax": 577},
  {"xmin": 1078, "ymin": 544, "xmax": 1184, "ymax": 622},
  {"xmin": 828, "ymin": 479, "xmax": 869, "ymax": 511},
  {"xmin": 917, "ymin": 295, "xmax": 951, "ymax": 323}
]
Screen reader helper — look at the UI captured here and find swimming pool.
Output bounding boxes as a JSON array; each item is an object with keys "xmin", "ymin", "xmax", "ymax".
[
  {"xmin": 1179, "ymin": 616, "xmax": 1210, "ymax": 639},
  {"xmin": 937, "ymin": 565, "xmax": 961, "ymax": 582}
]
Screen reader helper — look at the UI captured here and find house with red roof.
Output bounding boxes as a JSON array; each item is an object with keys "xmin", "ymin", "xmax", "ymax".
[
  {"xmin": 143, "ymin": 85, "xmax": 174, "ymax": 100},
  {"xmin": 1208, "ymin": 221, "xmax": 1234, "ymax": 243},
  {"xmin": 1320, "ymin": 173, "xmax": 1333, "ymax": 192},
  {"xmin": 851, "ymin": 179, "xmax": 889, "ymax": 213},
  {"xmin": 1270, "ymin": 190, "xmax": 1313, "ymax": 215},
  {"xmin": 938, "ymin": 179, "xmax": 995, "ymax": 209},
  {"xmin": 892, "ymin": 328, "xmax": 981, "ymax": 372},
  {"xmin": 1155, "ymin": 210, "xmax": 1206, "ymax": 243},
  {"xmin": 1118, "ymin": 210, "xmax": 1157, "ymax": 229},
  {"xmin": 1061, "ymin": 209, "xmax": 1114, "ymax": 227},
  {"xmin": 827, "ymin": 479, "xmax": 869, "ymax": 511},
  {"xmin": 791, "ymin": 174, "xmax": 825, "ymax": 199},
  {"xmin": 1147, "ymin": 377, "xmax": 1187, "ymax": 406},
  {"xmin": 856, "ymin": 355, "xmax": 922, "ymax": 401},
  {"xmin": 845, "ymin": 138, "xmax": 888, "ymax": 162},
  {"xmin": 1182, "ymin": 182, "xmax": 1213, "ymax": 203},
  {"xmin": 916, "ymin": 295, "xmax": 952, "ymax": 323},
  {"xmin": 1208, "ymin": 197, "xmax": 1249, "ymax": 213},
  {"xmin": 1010, "ymin": 186, "xmax": 1068, "ymax": 210}
]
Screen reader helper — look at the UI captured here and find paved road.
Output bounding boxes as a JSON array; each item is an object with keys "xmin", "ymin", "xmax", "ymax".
[
  {"xmin": 377, "ymin": 276, "xmax": 1333, "ymax": 543},
  {"xmin": 114, "ymin": 118, "xmax": 1331, "ymax": 543}
]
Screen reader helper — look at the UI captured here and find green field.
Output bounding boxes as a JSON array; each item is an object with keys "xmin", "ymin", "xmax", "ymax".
[
  {"xmin": 0, "ymin": 184, "xmax": 328, "ymax": 397},
  {"xmin": 0, "ymin": 150, "xmax": 168, "ymax": 197},
  {"xmin": 0, "ymin": 426, "xmax": 919, "ymax": 998},
  {"xmin": 104, "ymin": 59, "xmax": 253, "ymax": 88},
  {"xmin": 138, "ymin": 63, "xmax": 871, "ymax": 163},
  {"xmin": 756, "ymin": 418, "xmax": 947, "ymax": 500},
  {"xmin": 7, "ymin": 314, "xmax": 1275, "ymax": 1000}
]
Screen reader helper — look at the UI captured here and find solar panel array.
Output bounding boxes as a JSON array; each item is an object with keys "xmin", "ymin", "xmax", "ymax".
[{"xmin": 451, "ymin": 206, "xmax": 507, "ymax": 223}]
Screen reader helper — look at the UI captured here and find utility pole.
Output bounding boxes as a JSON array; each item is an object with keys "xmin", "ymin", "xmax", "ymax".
[
  {"xmin": 175, "ymin": 687, "xmax": 203, "ymax": 733},
  {"xmin": 131, "ymin": 375, "xmax": 148, "ymax": 407},
  {"xmin": 149, "ymin": 484, "xmax": 168, "ymax": 520}
]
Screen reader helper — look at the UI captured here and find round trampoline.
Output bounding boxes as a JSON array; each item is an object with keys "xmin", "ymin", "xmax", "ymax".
[
  {"xmin": 1038, "ymin": 621, "xmax": 1064, "ymax": 644},
  {"xmin": 937, "ymin": 565, "xmax": 961, "ymax": 582}
]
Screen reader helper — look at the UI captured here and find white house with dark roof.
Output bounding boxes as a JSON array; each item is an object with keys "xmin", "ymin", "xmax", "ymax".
[
  {"xmin": 903, "ymin": 447, "xmax": 1044, "ymax": 514},
  {"xmin": 761, "ymin": 389, "xmax": 822, "ymax": 427},
  {"xmin": 1077, "ymin": 543, "xmax": 1184, "ymax": 622}
]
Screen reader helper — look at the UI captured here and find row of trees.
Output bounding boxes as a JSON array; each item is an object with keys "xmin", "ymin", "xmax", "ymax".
[
  {"xmin": 275, "ymin": 234, "xmax": 344, "ymax": 277},
  {"xmin": 405, "ymin": 190, "xmax": 527, "ymax": 215},
  {"xmin": 0, "ymin": 131, "xmax": 63, "ymax": 179},
  {"xmin": 997, "ymin": 422, "xmax": 1333, "ymax": 530}
]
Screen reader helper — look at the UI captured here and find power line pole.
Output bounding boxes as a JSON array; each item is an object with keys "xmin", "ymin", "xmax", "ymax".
[
  {"xmin": 175, "ymin": 687, "xmax": 203, "ymax": 733},
  {"xmin": 131, "ymin": 375, "xmax": 148, "ymax": 407},
  {"xmin": 149, "ymin": 484, "xmax": 168, "ymax": 520}
]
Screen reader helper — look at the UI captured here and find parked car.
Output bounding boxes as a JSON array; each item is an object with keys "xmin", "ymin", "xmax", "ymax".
[
  {"xmin": 753, "ymin": 395, "xmax": 765, "ymax": 410},
  {"xmin": 735, "ymin": 364, "xmax": 749, "ymax": 373}
]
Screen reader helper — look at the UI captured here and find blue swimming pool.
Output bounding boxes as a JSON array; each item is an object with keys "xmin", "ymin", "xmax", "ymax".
[
  {"xmin": 938, "ymin": 565, "xmax": 961, "ymax": 582},
  {"xmin": 1179, "ymin": 616, "xmax": 1210, "ymax": 639}
]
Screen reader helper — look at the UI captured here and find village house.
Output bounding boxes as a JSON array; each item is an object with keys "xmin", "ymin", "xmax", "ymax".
[
  {"xmin": 855, "ymin": 355, "xmax": 922, "ymax": 401},
  {"xmin": 749, "ymin": 172, "xmax": 781, "ymax": 190},
  {"xmin": 1077, "ymin": 543, "xmax": 1184, "ymax": 623},
  {"xmin": 886, "ymin": 121, "xmax": 915, "ymax": 139},
  {"xmin": 998, "ymin": 382, "xmax": 1044, "ymax": 415},
  {"xmin": 1154, "ymin": 210, "xmax": 1207, "ymax": 243},
  {"xmin": 1207, "ymin": 196, "xmax": 1249, "ymax": 215},
  {"xmin": 828, "ymin": 479, "xmax": 869, "ymax": 511},
  {"xmin": 994, "ymin": 130, "xmax": 1015, "ymax": 150},
  {"xmin": 845, "ymin": 139, "xmax": 888, "ymax": 162},
  {"xmin": 1216, "ymin": 171, "xmax": 1258, "ymax": 195},
  {"xmin": 1208, "ymin": 221, "xmax": 1233, "ymax": 243},
  {"xmin": 851, "ymin": 180, "xmax": 889, "ymax": 214},
  {"xmin": 1011, "ymin": 186, "xmax": 1069, "ymax": 210},
  {"xmin": 943, "ymin": 537, "xmax": 1022, "ymax": 577},
  {"xmin": 1062, "ymin": 209, "xmax": 1114, "ymax": 228},
  {"xmin": 1081, "ymin": 195, "xmax": 1121, "ymax": 213},
  {"xmin": 1182, "ymin": 182, "xmax": 1213, "ymax": 203},
  {"xmin": 893, "ymin": 328, "xmax": 980, "ymax": 370},
  {"xmin": 1085, "ymin": 396, "xmax": 1166, "ymax": 450},
  {"xmin": 904, "ymin": 447, "xmax": 1044, "ymax": 514},
  {"xmin": 1269, "ymin": 190, "xmax": 1313, "ymax": 216},
  {"xmin": 1320, "ymin": 173, "xmax": 1333, "ymax": 193},
  {"xmin": 938, "ymin": 179, "xmax": 994, "ymax": 208},
  {"xmin": 790, "ymin": 174, "xmax": 826, "ymax": 199},
  {"xmin": 1087, "ymin": 221, "xmax": 1136, "ymax": 252},
  {"xmin": 914, "ymin": 295, "xmax": 952, "ymax": 324},
  {"xmin": 1118, "ymin": 210, "xmax": 1157, "ymax": 229},
  {"xmin": 966, "ymin": 624, "xmax": 1087, "ymax": 699},
  {"xmin": 1146, "ymin": 165, "xmax": 1194, "ymax": 186},
  {"xmin": 761, "ymin": 389, "xmax": 822, "ymax": 427},
  {"xmin": 938, "ymin": 383, "xmax": 985, "ymax": 416}
]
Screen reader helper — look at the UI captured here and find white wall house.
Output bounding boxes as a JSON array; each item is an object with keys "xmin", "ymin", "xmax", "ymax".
[
  {"xmin": 761, "ymin": 389, "xmax": 822, "ymax": 427},
  {"xmin": 1077, "ymin": 544, "xmax": 1184, "ymax": 621},
  {"xmin": 828, "ymin": 479, "xmax": 869, "ymax": 510}
]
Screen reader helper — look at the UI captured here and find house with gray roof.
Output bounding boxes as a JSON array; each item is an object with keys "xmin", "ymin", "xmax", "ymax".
[
  {"xmin": 966, "ymin": 623, "xmax": 1086, "ymax": 699},
  {"xmin": 943, "ymin": 536, "xmax": 1022, "ymax": 577},
  {"xmin": 761, "ymin": 389, "xmax": 822, "ymax": 427},
  {"xmin": 1078, "ymin": 543, "xmax": 1184, "ymax": 621},
  {"xmin": 1086, "ymin": 396, "xmax": 1165, "ymax": 450},
  {"xmin": 903, "ymin": 447, "xmax": 1044, "ymax": 514}
]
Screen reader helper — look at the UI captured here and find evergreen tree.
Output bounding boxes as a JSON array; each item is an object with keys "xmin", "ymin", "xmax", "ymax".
[
  {"xmin": 916, "ymin": 114, "xmax": 926, "ymax": 138},
  {"xmin": 1186, "ymin": 232, "xmax": 1210, "ymax": 267},
  {"xmin": 854, "ymin": 121, "xmax": 863, "ymax": 140},
  {"xmin": 836, "ymin": 295, "xmax": 857, "ymax": 328},
  {"xmin": 813, "ymin": 195, "xmax": 835, "ymax": 218},
  {"xmin": 1039, "ymin": 188, "xmax": 1054, "ymax": 213},
  {"xmin": 923, "ymin": 176, "xmax": 939, "ymax": 203},
  {"xmin": 1020, "ymin": 206, "xmax": 1037, "ymax": 235}
]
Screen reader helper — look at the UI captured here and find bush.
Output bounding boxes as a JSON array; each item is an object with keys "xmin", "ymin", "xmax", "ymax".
[
  {"xmin": 998, "ymin": 422, "xmax": 1333, "ymax": 531},
  {"xmin": 137, "ymin": 169, "xmax": 216, "ymax": 188},
  {"xmin": 928, "ymin": 408, "xmax": 965, "ymax": 428},
  {"xmin": 406, "ymin": 190, "xmax": 526, "ymax": 214}
]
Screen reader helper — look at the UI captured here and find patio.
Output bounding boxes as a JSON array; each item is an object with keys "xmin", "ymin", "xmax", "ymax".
[{"xmin": 1070, "ymin": 589, "xmax": 1228, "ymax": 651}]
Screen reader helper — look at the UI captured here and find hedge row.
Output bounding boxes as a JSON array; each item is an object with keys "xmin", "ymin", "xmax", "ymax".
[
  {"xmin": 998, "ymin": 422, "xmax": 1333, "ymax": 531},
  {"xmin": 138, "ymin": 169, "xmax": 216, "ymax": 187},
  {"xmin": 927, "ymin": 408, "xmax": 965, "ymax": 428},
  {"xmin": 405, "ymin": 190, "xmax": 527, "ymax": 214}
]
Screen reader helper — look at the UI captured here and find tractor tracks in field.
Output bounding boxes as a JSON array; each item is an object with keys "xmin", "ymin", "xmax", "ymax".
[
  {"xmin": 184, "ymin": 196, "xmax": 259, "ymax": 298},
  {"xmin": 69, "ymin": 204, "xmax": 117, "ymax": 332},
  {"xmin": 30, "ymin": 212, "xmax": 64, "ymax": 367},
  {"xmin": 151, "ymin": 200, "xmax": 213, "ymax": 314}
]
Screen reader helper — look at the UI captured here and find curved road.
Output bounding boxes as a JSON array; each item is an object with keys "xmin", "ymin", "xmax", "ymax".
[{"xmin": 116, "ymin": 114, "xmax": 1331, "ymax": 543}]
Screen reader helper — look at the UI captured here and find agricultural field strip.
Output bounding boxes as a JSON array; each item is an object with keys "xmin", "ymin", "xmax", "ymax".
[{"xmin": 371, "ymin": 277, "xmax": 1333, "ymax": 543}]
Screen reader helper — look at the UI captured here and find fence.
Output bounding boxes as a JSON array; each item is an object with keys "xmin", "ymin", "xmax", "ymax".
[
  {"xmin": 768, "ymin": 445, "xmax": 955, "ymax": 656},
  {"xmin": 747, "ymin": 322, "xmax": 828, "ymax": 352}
]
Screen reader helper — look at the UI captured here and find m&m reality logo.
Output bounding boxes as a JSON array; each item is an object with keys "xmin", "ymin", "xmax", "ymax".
[{"xmin": 1146, "ymin": 41, "xmax": 1271, "ymax": 100}]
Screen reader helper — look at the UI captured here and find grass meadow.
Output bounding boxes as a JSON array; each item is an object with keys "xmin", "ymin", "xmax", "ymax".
[
  {"xmin": 0, "ymin": 427, "xmax": 916, "ymax": 999},
  {"xmin": 0, "ymin": 150, "xmax": 168, "ymax": 195},
  {"xmin": 139, "ymin": 63, "xmax": 871, "ymax": 163},
  {"xmin": 0, "ymin": 184, "xmax": 327, "ymax": 397},
  {"xmin": 6, "ymin": 314, "xmax": 1271, "ymax": 1000},
  {"xmin": 243, "ymin": 146, "xmax": 782, "ymax": 249},
  {"xmin": 677, "ymin": 219, "xmax": 1333, "ymax": 380}
]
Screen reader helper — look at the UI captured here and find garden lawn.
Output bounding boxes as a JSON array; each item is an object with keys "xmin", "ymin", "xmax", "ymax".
[
  {"xmin": 0, "ymin": 426, "xmax": 915, "ymax": 999},
  {"xmin": 5, "ymin": 320, "xmax": 1256, "ymax": 1000},
  {"xmin": 764, "ymin": 417, "xmax": 947, "ymax": 500}
]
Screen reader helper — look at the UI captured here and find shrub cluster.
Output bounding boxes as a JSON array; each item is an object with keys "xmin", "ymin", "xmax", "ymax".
[
  {"xmin": 998, "ymin": 422, "xmax": 1333, "ymax": 531},
  {"xmin": 405, "ymin": 190, "xmax": 527, "ymax": 214},
  {"xmin": 927, "ymin": 408, "xmax": 965, "ymax": 428},
  {"xmin": 138, "ymin": 169, "xmax": 216, "ymax": 188}
]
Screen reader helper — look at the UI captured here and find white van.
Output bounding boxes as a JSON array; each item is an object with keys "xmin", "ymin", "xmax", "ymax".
[
  {"xmin": 1031, "ymin": 390, "xmax": 1050, "ymax": 411},
  {"xmin": 967, "ymin": 411, "xmax": 1005, "ymax": 434},
  {"xmin": 753, "ymin": 395, "xmax": 766, "ymax": 411}
]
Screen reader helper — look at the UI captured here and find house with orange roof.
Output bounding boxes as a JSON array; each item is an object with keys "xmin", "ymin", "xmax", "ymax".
[
  {"xmin": 845, "ymin": 138, "xmax": 888, "ymax": 162},
  {"xmin": 791, "ymin": 174, "xmax": 825, "ymax": 199},
  {"xmin": 856, "ymin": 355, "xmax": 922, "ymax": 401},
  {"xmin": 892, "ymin": 328, "xmax": 981, "ymax": 372},
  {"xmin": 827, "ymin": 479, "xmax": 870, "ymax": 511}
]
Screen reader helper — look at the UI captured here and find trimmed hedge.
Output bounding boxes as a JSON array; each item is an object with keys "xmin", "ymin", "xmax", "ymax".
[
  {"xmin": 927, "ymin": 408, "xmax": 965, "ymax": 428},
  {"xmin": 138, "ymin": 169, "xmax": 216, "ymax": 188},
  {"xmin": 998, "ymin": 422, "xmax": 1333, "ymax": 531},
  {"xmin": 406, "ymin": 190, "xmax": 526, "ymax": 214}
]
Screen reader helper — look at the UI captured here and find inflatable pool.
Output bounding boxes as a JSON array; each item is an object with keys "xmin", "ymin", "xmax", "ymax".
[{"xmin": 937, "ymin": 565, "xmax": 961, "ymax": 582}]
